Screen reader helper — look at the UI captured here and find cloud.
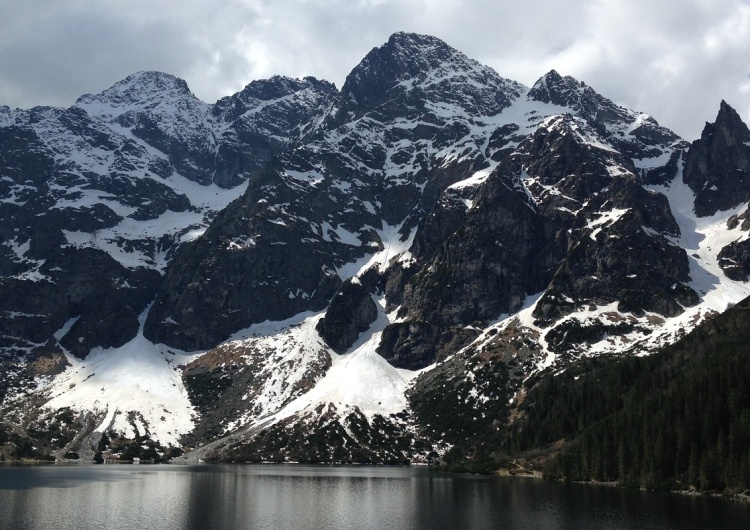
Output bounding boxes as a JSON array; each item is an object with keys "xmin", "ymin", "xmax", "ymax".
[
  {"xmin": 1, "ymin": 0, "xmax": 749, "ymax": 139},
  {"xmin": 553, "ymin": 0, "xmax": 750, "ymax": 141}
]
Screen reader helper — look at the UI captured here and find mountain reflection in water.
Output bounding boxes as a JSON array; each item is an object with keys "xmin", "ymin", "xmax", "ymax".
[{"xmin": 0, "ymin": 465, "xmax": 748, "ymax": 530}]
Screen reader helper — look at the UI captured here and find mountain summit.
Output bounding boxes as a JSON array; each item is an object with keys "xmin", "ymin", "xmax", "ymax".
[
  {"xmin": 329, "ymin": 32, "xmax": 523, "ymax": 126},
  {"xmin": 683, "ymin": 100, "xmax": 750, "ymax": 216},
  {"xmin": 75, "ymin": 71, "xmax": 196, "ymax": 111}
]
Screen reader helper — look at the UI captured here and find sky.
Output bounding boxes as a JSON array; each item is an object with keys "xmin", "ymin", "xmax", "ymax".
[{"xmin": 2, "ymin": 0, "xmax": 749, "ymax": 141}]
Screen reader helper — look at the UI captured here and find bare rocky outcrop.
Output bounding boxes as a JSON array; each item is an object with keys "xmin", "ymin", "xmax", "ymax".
[{"xmin": 683, "ymin": 100, "xmax": 750, "ymax": 217}]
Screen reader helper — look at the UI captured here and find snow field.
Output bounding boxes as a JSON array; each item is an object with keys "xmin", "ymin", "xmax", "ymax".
[{"xmin": 43, "ymin": 310, "xmax": 202, "ymax": 446}]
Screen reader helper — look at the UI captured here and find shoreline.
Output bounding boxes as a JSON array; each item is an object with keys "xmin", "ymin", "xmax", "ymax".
[
  {"xmin": 3, "ymin": 458, "xmax": 749, "ymax": 504},
  {"xmin": 557, "ymin": 476, "xmax": 750, "ymax": 504}
]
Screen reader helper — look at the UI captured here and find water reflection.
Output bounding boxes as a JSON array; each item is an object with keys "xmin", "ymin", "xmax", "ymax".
[{"xmin": 0, "ymin": 465, "xmax": 748, "ymax": 529}]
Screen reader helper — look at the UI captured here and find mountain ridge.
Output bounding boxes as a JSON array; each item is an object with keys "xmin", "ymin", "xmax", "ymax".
[{"xmin": 1, "ymin": 32, "xmax": 749, "ymax": 471}]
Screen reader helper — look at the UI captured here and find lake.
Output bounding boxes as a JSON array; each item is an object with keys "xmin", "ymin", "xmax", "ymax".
[{"xmin": 0, "ymin": 464, "xmax": 748, "ymax": 529}]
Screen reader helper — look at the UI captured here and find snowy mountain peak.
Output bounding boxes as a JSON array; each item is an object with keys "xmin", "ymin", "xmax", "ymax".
[
  {"xmin": 337, "ymin": 31, "xmax": 463, "ymax": 114},
  {"xmin": 528, "ymin": 69, "xmax": 581, "ymax": 104},
  {"xmin": 378, "ymin": 31, "xmax": 459, "ymax": 63},
  {"xmin": 75, "ymin": 71, "xmax": 197, "ymax": 114},
  {"xmin": 212, "ymin": 75, "xmax": 338, "ymax": 124},
  {"xmin": 527, "ymin": 69, "xmax": 626, "ymax": 124},
  {"xmin": 330, "ymin": 32, "xmax": 522, "ymax": 127},
  {"xmin": 238, "ymin": 75, "xmax": 335, "ymax": 102},
  {"xmin": 527, "ymin": 68, "xmax": 682, "ymax": 175}
]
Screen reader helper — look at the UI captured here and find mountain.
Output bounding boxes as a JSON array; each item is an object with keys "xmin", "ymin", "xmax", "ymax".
[
  {"xmin": 0, "ymin": 71, "xmax": 334, "ymax": 361},
  {"xmin": 1, "ymin": 32, "xmax": 749, "ymax": 471}
]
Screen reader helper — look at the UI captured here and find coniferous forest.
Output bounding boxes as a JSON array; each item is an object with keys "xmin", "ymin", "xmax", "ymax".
[{"xmin": 506, "ymin": 297, "xmax": 750, "ymax": 493}]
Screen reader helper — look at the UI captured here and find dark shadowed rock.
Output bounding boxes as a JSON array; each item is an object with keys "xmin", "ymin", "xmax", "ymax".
[
  {"xmin": 0, "ymin": 247, "xmax": 160, "ymax": 359},
  {"xmin": 378, "ymin": 321, "xmax": 479, "ymax": 370},
  {"xmin": 145, "ymin": 32, "xmax": 526, "ymax": 351},
  {"xmin": 532, "ymin": 176, "xmax": 697, "ymax": 326},
  {"xmin": 683, "ymin": 101, "xmax": 750, "ymax": 217},
  {"xmin": 718, "ymin": 206, "xmax": 750, "ymax": 280},
  {"xmin": 317, "ymin": 279, "xmax": 377, "ymax": 353},
  {"xmin": 378, "ymin": 162, "xmax": 563, "ymax": 369}
]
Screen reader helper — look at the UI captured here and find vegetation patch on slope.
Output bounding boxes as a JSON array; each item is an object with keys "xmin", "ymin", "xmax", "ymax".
[{"xmin": 507, "ymin": 297, "xmax": 750, "ymax": 494}]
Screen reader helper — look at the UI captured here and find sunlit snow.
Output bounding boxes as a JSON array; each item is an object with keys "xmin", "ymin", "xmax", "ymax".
[
  {"xmin": 255, "ymin": 297, "xmax": 418, "ymax": 425},
  {"xmin": 43, "ymin": 310, "xmax": 202, "ymax": 446}
]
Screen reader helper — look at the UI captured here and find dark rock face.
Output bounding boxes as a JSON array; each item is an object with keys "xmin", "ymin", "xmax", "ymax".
[
  {"xmin": 317, "ymin": 279, "xmax": 377, "ymax": 353},
  {"xmin": 211, "ymin": 76, "xmax": 338, "ymax": 187},
  {"xmin": 718, "ymin": 206, "xmax": 750, "ymax": 280},
  {"xmin": 378, "ymin": 73, "xmax": 691, "ymax": 368},
  {"xmin": 145, "ymin": 32, "xmax": 526, "ymax": 351},
  {"xmin": 522, "ymin": 114, "xmax": 627, "ymax": 197},
  {"xmin": 378, "ymin": 321, "xmax": 480, "ymax": 370},
  {"xmin": 0, "ymin": 125, "xmax": 56, "ymax": 189},
  {"xmin": 143, "ymin": 174, "xmax": 339, "ymax": 350},
  {"xmin": 400, "ymin": 167, "xmax": 559, "ymax": 325},
  {"xmin": 718, "ymin": 240, "xmax": 750, "ymax": 282},
  {"xmin": 0, "ymin": 247, "xmax": 160, "ymax": 359},
  {"xmin": 528, "ymin": 70, "xmax": 684, "ymax": 178},
  {"xmin": 0, "ymin": 102, "xmax": 186, "ymax": 357},
  {"xmin": 0, "ymin": 69, "xmax": 343, "ymax": 358},
  {"xmin": 533, "ymin": 176, "xmax": 697, "ymax": 325},
  {"xmin": 527, "ymin": 70, "xmax": 624, "ymax": 121},
  {"xmin": 683, "ymin": 101, "xmax": 750, "ymax": 281},
  {"xmin": 329, "ymin": 32, "xmax": 521, "ymax": 127},
  {"xmin": 683, "ymin": 101, "xmax": 750, "ymax": 217},
  {"xmin": 76, "ymin": 71, "xmax": 217, "ymax": 185},
  {"xmin": 143, "ymin": 160, "xmax": 359, "ymax": 351}
]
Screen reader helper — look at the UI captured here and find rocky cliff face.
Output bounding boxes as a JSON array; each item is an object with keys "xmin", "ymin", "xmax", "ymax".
[
  {"xmin": 683, "ymin": 101, "xmax": 750, "ymax": 282},
  {"xmin": 2, "ymin": 33, "xmax": 750, "ymax": 465},
  {"xmin": 376, "ymin": 70, "xmax": 693, "ymax": 368},
  {"xmin": 683, "ymin": 100, "xmax": 750, "ymax": 217},
  {"xmin": 0, "ymin": 71, "xmax": 335, "ymax": 364},
  {"xmin": 144, "ymin": 31, "xmax": 526, "ymax": 350}
]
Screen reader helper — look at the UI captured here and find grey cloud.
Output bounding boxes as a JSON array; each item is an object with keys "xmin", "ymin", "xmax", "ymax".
[{"xmin": 1, "ymin": 0, "xmax": 748, "ymax": 140}]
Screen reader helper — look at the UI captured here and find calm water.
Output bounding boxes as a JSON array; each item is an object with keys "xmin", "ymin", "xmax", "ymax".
[{"xmin": 0, "ymin": 464, "xmax": 748, "ymax": 529}]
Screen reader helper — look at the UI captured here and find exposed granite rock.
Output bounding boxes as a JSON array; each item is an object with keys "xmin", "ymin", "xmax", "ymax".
[
  {"xmin": 146, "ymin": 32, "xmax": 525, "ymax": 351},
  {"xmin": 378, "ymin": 320, "xmax": 480, "ymax": 370},
  {"xmin": 718, "ymin": 239, "xmax": 750, "ymax": 281},
  {"xmin": 378, "ymin": 163, "xmax": 562, "ymax": 368},
  {"xmin": 0, "ymin": 69, "xmax": 340, "ymax": 358},
  {"xmin": 377, "ymin": 82, "xmax": 690, "ymax": 369},
  {"xmin": 683, "ymin": 101, "xmax": 750, "ymax": 217},
  {"xmin": 211, "ymin": 76, "xmax": 339, "ymax": 187},
  {"xmin": 327, "ymin": 32, "xmax": 522, "ymax": 128},
  {"xmin": 533, "ymin": 176, "xmax": 697, "ymax": 325},
  {"xmin": 317, "ymin": 279, "xmax": 377, "ymax": 353},
  {"xmin": 528, "ymin": 70, "xmax": 684, "ymax": 172},
  {"xmin": 0, "ymin": 247, "xmax": 160, "ymax": 359}
]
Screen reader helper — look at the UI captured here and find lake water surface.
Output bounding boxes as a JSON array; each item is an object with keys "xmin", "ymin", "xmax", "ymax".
[{"xmin": 1, "ymin": 464, "xmax": 748, "ymax": 529}]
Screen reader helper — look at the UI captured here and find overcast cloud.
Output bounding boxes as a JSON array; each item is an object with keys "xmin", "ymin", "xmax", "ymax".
[{"xmin": 2, "ymin": 0, "xmax": 749, "ymax": 140}]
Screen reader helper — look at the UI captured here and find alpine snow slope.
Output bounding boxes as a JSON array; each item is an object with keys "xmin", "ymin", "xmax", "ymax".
[{"xmin": 1, "ymin": 32, "xmax": 750, "ymax": 463}]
